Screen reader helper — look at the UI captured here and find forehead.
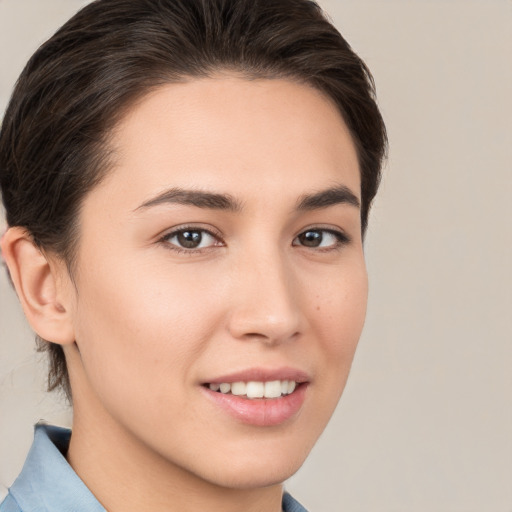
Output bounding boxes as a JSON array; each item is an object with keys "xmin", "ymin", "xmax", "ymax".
[{"xmin": 94, "ymin": 76, "xmax": 361, "ymax": 210}]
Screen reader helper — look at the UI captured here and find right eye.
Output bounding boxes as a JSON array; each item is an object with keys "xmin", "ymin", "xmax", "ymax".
[{"xmin": 161, "ymin": 227, "xmax": 222, "ymax": 252}]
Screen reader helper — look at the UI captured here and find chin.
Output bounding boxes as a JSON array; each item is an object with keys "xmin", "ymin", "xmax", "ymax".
[
  {"xmin": 187, "ymin": 436, "xmax": 314, "ymax": 490},
  {"xmin": 208, "ymin": 456, "xmax": 306, "ymax": 490}
]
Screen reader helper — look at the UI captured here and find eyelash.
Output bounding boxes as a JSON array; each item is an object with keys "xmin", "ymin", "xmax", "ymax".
[{"xmin": 158, "ymin": 225, "xmax": 351, "ymax": 254}]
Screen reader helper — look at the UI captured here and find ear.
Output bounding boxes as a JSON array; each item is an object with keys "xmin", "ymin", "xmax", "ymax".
[{"xmin": 1, "ymin": 227, "xmax": 75, "ymax": 345}]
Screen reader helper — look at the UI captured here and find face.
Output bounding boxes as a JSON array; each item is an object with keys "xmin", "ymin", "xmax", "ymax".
[{"xmin": 65, "ymin": 76, "xmax": 367, "ymax": 489}]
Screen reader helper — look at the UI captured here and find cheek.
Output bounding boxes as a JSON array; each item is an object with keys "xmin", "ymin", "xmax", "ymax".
[
  {"xmin": 71, "ymin": 254, "xmax": 224, "ymax": 402},
  {"xmin": 315, "ymin": 259, "xmax": 368, "ymax": 344},
  {"xmin": 310, "ymin": 259, "xmax": 368, "ymax": 388}
]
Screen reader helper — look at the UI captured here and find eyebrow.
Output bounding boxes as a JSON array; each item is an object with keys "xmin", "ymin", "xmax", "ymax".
[
  {"xmin": 134, "ymin": 188, "xmax": 243, "ymax": 212},
  {"xmin": 296, "ymin": 185, "xmax": 360, "ymax": 211},
  {"xmin": 134, "ymin": 184, "xmax": 360, "ymax": 214}
]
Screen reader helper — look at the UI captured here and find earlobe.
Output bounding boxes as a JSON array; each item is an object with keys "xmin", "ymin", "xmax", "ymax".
[{"xmin": 1, "ymin": 227, "xmax": 75, "ymax": 345}]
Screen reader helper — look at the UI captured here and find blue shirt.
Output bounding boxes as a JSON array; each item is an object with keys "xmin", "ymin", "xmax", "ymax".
[{"xmin": 1, "ymin": 424, "xmax": 308, "ymax": 512}]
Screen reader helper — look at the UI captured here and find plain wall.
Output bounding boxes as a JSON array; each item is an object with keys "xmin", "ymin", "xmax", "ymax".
[{"xmin": 1, "ymin": 1, "xmax": 511, "ymax": 511}]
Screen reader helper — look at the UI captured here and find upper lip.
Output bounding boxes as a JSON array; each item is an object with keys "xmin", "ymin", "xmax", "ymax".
[{"xmin": 204, "ymin": 367, "xmax": 310, "ymax": 385}]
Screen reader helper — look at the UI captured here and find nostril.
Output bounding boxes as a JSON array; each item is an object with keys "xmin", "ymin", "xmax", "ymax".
[{"xmin": 238, "ymin": 330, "xmax": 300, "ymax": 345}]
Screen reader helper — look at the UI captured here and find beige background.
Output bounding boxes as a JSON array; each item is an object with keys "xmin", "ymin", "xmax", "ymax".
[{"xmin": 1, "ymin": 1, "xmax": 511, "ymax": 510}]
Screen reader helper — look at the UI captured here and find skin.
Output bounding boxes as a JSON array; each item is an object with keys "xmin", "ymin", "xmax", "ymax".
[{"xmin": 2, "ymin": 76, "xmax": 367, "ymax": 512}]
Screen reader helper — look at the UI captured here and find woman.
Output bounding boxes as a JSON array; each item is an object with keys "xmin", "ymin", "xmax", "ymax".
[{"xmin": 0, "ymin": 0, "xmax": 386, "ymax": 510}]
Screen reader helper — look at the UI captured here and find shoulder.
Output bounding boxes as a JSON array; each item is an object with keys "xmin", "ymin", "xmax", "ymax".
[{"xmin": 0, "ymin": 493, "xmax": 22, "ymax": 512}]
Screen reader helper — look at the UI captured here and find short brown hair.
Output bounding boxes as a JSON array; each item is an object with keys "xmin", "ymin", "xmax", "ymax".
[{"xmin": 0, "ymin": 0, "xmax": 387, "ymax": 400}]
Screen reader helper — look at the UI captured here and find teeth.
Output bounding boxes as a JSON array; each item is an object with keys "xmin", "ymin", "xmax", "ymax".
[
  {"xmin": 264, "ymin": 380, "xmax": 282, "ymax": 398},
  {"xmin": 208, "ymin": 380, "xmax": 298, "ymax": 399},
  {"xmin": 246, "ymin": 381, "xmax": 264, "ymax": 398},
  {"xmin": 231, "ymin": 382, "xmax": 246, "ymax": 396},
  {"xmin": 219, "ymin": 383, "xmax": 231, "ymax": 394}
]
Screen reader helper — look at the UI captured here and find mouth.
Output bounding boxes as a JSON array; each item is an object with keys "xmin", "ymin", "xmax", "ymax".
[
  {"xmin": 204, "ymin": 379, "xmax": 297, "ymax": 399},
  {"xmin": 201, "ymin": 370, "xmax": 309, "ymax": 426}
]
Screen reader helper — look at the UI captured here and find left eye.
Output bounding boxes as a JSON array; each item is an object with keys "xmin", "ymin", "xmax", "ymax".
[
  {"xmin": 293, "ymin": 229, "xmax": 346, "ymax": 249},
  {"xmin": 164, "ymin": 229, "xmax": 219, "ymax": 250}
]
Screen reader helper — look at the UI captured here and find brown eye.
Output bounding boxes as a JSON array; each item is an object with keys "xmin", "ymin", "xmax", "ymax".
[
  {"xmin": 293, "ymin": 229, "xmax": 349, "ymax": 249},
  {"xmin": 164, "ymin": 228, "xmax": 219, "ymax": 251},
  {"xmin": 177, "ymin": 230, "xmax": 203, "ymax": 248},
  {"xmin": 298, "ymin": 230, "xmax": 323, "ymax": 247}
]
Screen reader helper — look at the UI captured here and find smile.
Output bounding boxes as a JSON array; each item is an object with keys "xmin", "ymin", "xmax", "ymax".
[
  {"xmin": 207, "ymin": 380, "xmax": 297, "ymax": 399},
  {"xmin": 201, "ymin": 370, "xmax": 309, "ymax": 426}
]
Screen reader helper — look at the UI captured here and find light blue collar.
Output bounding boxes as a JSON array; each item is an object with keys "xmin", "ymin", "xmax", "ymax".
[{"xmin": 5, "ymin": 424, "xmax": 105, "ymax": 512}]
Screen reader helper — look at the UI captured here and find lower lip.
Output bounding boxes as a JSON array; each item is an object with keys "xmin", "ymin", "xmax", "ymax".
[{"xmin": 201, "ymin": 384, "xmax": 308, "ymax": 427}]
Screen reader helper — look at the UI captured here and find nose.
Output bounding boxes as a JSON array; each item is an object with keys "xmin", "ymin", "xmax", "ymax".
[{"xmin": 226, "ymin": 249, "xmax": 302, "ymax": 345}]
